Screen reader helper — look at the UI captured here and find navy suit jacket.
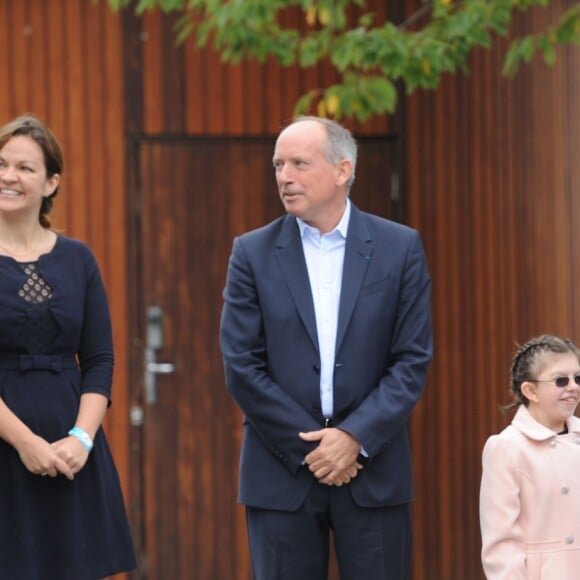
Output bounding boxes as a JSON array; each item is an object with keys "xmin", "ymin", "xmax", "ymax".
[{"xmin": 220, "ymin": 203, "xmax": 433, "ymax": 511}]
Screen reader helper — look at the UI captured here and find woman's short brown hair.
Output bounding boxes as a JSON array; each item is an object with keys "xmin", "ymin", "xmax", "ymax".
[{"xmin": 0, "ymin": 114, "xmax": 63, "ymax": 228}]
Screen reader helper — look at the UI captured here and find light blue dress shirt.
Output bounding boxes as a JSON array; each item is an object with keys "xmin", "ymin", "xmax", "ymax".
[{"xmin": 296, "ymin": 199, "xmax": 351, "ymax": 420}]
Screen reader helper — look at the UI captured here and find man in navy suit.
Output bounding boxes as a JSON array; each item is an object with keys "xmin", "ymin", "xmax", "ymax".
[{"xmin": 220, "ymin": 116, "xmax": 432, "ymax": 579}]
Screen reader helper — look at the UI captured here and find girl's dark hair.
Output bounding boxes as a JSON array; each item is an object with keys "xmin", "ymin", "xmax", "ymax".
[
  {"xmin": 506, "ymin": 334, "xmax": 579, "ymax": 410},
  {"xmin": 0, "ymin": 114, "xmax": 63, "ymax": 228}
]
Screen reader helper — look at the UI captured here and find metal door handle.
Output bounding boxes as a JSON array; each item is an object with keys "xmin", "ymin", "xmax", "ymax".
[
  {"xmin": 146, "ymin": 361, "xmax": 176, "ymax": 374},
  {"xmin": 145, "ymin": 349, "xmax": 176, "ymax": 404},
  {"xmin": 144, "ymin": 305, "xmax": 176, "ymax": 404},
  {"xmin": 145, "ymin": 348, "xmax": 175, "ymax": 405}
]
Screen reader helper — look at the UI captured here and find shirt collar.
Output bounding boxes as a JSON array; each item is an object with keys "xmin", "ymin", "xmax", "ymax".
[{"xmin": 297, "ymin": 198, "xmax": 351, "ymax": 239}]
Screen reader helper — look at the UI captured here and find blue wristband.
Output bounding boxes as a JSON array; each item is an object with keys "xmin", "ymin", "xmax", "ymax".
[{"xmin": 68, "ymin": 426, "xmax": 94, "ymax": 452}]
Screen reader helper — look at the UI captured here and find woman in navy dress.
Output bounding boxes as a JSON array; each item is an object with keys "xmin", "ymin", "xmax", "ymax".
[{"xmin": 0, "ymin": 115, "xmax": 136, "ymax": 579}]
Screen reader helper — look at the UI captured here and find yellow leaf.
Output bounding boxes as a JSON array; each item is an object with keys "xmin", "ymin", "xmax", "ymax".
[
  {"xmin": 440, "ymin": 0, "xmax": 452, "ymax": 6},
  {"xmin": 422, "ymin": 59, "xmax": 431, "ymax": 75},
  {"xmin": 317, "ymin": 99, "xmax": 327, "ymax": 117},
  {"xmin": 318, "ymin": 8, "xmax": 330, "ymax": 26},
  {"xmin": 326, "ymin": 94, "xmax": 340, "ymax": 115},
  {"xmin": 305, "ymin": 6, "xmax": 317, "ymax": 27}
]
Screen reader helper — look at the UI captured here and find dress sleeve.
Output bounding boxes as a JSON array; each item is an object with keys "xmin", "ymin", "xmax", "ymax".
[
  {"xmin": 479, "ymin": 434, "xmax": 527, "ymax": 579},
  {"xmin": 77, "ymin": 250, "xmax": 114, "ymax": 401}
]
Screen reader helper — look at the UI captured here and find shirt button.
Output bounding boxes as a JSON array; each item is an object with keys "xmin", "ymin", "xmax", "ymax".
[
  {"xmin": 565, "ymin": 536, "xmax": 575, "ymax": 545},
  {"xmin": 549, "ymin": 439, "xmax": 557, "ymax": 448},
  {"xmin": 561, "ymin": 485, "xmax": 570, "ymax": 494},
  {"xmin": 575, "ymin": 437, "xmax": 580, "ymax": 445}
]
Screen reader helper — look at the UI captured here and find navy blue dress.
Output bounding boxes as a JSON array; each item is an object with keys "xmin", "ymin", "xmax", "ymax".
[{"xmin": 0, "ymin": 236, "xmax": 136, "ymax": 579}]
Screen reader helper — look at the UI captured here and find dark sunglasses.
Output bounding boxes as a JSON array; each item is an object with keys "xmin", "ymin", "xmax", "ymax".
[{"xmin": 531, "ymin": 375, "xmax": 580, "ymax": 388}]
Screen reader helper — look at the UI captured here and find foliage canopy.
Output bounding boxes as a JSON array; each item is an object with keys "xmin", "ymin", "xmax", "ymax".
[{"xmin": 102, "ymin": 0, "xmax": 580, "ymax": 121}]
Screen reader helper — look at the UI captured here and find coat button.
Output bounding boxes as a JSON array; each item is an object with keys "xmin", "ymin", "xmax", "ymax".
[
  {"xmin": 549, "ymin": 439, "xmax": 557, "ymax": 448},
  {"xmin": 565, "ymin": 535, "xmax": 575, "ymax": 544},
  {"xmin": 561, "ymin": 485, "xmax": 570, "ymax": 494}
]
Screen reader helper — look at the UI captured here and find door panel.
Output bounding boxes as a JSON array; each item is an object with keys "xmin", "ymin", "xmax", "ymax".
[{"xmin": 133, "ymin": 137, "xmax": 397, "ymax": 579}]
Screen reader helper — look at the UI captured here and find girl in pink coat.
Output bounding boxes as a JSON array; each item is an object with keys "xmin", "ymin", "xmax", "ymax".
[{"xmin": 480, "ymin": 334, "xmax": 580, "ymax": 579}]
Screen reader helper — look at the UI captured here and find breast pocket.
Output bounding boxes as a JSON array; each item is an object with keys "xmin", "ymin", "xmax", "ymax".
[{"xmin": 359, "ymin": 275, "xmax": 394, "ymax": 297}]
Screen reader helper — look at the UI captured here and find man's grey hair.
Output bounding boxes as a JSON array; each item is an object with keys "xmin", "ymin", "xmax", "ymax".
[{"xmin": 292, "ymin": 115, "xmax": 358, "ymax": 192}]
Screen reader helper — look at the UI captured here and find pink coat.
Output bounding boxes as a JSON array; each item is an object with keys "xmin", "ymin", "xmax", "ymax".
[{"xmin": 480, "ymin": 406, "xmax": 580, "ymax": 579}]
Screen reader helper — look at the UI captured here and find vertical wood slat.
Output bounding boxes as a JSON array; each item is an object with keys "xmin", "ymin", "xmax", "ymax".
[
  {"xmin": 183, "ymin": 34, "xmax": 205, "ymax": 133},
  {"xmin": 264, "ymin": 56, "xmax": 284, "ymax": 132},
  {"xmin": 225, "ymin": 61, "xmax": 246, "ymax": 134},
  {"xmin": 64, "ymin": 0, "xmax": 88, "ymax": 240},
  {"xmin": 245, "ymin": 59, "xmax": 267, "ymax": 132},
  {"xmin": 85, "ymin": 2, "xmax": 106, "ymax": 255},
  {"xmin": 142, "ymin": 10, "xmax": 164, "ymax": 134},
  {"xmin": 45, "ymin": 0, "xmax": 67, "ymax": 175},
  {"xmin": 161, "ymin": 14, "xmax": 185, "ymax": 132},
  {"xmin": 28, "ymin": 0, "xmax": 49, "ymax": 119},
  {"xmin": 0, "ymin": 4, "xmax": 8, "ymax": 114},
  {"xmin": 206, "ymin": 47, "xmax": 228, "ymax": 133},
  {"xmin": 11, "ymin": 2, "xmax": 29, "ymax": 111}
]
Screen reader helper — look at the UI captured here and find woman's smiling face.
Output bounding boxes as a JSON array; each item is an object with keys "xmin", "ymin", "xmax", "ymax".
[{"xmin": 0, "ymin": 135, "xmax": 59, "ymax": 216}]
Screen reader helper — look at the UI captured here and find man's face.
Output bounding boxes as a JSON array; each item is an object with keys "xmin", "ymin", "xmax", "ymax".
[{"xmin": 272, "ymin": 120, "xmax": 350, "ymax": 233}]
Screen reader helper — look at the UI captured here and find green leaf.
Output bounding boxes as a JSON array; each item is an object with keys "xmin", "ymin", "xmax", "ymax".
[
  {"xmin": 503, "ymin": 41, "xmax": 523, "ymax": 75},
  {"xmin": 521, "ymin": 35, "xmax": 536, "ymax": 62},
  {"xmin": 295, "ymin": 91, "xmax": 316, "ymax": 115},
  {"xmin": 299, "ymin": 35, "xmax": 322, "ymax": 67}
]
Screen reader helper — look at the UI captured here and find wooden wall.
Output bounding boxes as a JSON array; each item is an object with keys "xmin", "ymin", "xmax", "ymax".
[
  {"xmin": 405, "ymin": 0, "xmax": 580, "ymax": 577},
  {"xmin": 1, "ymin": 0, "xmax": 578, "ymax": 578}
]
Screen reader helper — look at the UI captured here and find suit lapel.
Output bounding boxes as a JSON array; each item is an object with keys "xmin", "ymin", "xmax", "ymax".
[
  {"xmin": 275, "ymin": 216, "xmax": 319, "ymax": 352},
  {"xmin": 336, "ymin": 206, "xmax": 373, "ymax": 352}
]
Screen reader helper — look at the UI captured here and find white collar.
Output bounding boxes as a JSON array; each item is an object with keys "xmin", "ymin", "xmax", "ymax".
[{"xmin": 297, "ymin": 198, "xmax": 351, "ymax": 239}]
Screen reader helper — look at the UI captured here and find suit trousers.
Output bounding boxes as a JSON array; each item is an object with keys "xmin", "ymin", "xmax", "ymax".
[{"xmin": 246, "ymin": 480, "xmax": 412, "ymax": 580}]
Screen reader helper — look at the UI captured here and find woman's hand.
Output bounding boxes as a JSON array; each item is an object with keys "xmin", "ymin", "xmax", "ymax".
[
  {"xmin": 16, "ymin": 433, "xmax": 74, "ymax": 480},
  {"xmin": 52, "ymin": 436, "xmax": 90, "ymax": 475}
]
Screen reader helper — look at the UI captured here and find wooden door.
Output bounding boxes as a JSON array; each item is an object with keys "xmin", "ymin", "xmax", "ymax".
[{"xmin": 129, "ymin": 136, "xmax": 398, "ymax": 579}]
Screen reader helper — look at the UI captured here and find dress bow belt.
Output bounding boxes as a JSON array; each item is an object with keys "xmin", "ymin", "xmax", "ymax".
[{"xmin": 0, "ymin": 354, "xmax": 78, "ymax": 372}]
